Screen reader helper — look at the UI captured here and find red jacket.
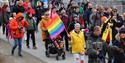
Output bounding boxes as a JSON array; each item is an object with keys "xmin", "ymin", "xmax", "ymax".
[
  {"xmin": 10, "ymin": 13, "xmax": 28, "ymax": 39},
  {"xmin": 26, "ymin": 7, "xmax": 35, "ymax": 15}
]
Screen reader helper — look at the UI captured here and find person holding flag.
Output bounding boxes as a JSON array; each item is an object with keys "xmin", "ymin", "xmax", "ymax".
[
  {"xmin": 40, "ymin": 6, "xmax": 66, "ymax": 53},
  {"xmin": 40, "ymin": 9, "xmax": 51, "ymax": 51},
  {"xmin": 101, "ymin": 16, "xmax": 114, "ymax": 63}
]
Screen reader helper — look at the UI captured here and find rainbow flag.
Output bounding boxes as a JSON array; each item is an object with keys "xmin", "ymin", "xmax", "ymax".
[{"xmin": 46, "ymin": 13, "xmax": 65, "ymax": 39}]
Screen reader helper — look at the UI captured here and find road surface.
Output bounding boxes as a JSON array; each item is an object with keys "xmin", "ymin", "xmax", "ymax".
[{"xmin": 0, "ymin": 39, "xmax": 46, "ymax": 63}]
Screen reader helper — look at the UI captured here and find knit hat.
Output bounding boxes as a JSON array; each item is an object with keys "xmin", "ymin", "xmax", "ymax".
[{"xmin": 119, "ymin": 28, "xmax": 125, "ymax": 34}]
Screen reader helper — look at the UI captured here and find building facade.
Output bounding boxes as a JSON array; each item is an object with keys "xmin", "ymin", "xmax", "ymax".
[
  {"xmin": 89, "ymin": 0, "xmax": 125, "ymax": 14},
  {"xmin": 63, "ymin": 0, "xmax": 125, "ymax": 14}
]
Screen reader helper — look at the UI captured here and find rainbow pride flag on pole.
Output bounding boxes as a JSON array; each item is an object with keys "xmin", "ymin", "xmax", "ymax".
[{"xmin": 46, "ymin": 13, "xmax": 65, "ymax": 39}]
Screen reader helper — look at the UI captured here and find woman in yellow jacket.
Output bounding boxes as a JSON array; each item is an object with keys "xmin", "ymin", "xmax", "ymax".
[{"xmin": 70, "ymin": 23, "xmax": 86, "ymax": 63}]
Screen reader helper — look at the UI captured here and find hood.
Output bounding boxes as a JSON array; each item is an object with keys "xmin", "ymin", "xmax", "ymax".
[{"xmin": 16, "ymin": 12, "xmax": 24, "ymax": 19}]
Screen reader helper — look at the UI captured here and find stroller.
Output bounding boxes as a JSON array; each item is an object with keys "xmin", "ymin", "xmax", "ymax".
[{"xmin": 45, "ymin": 35, "xmax": 65, "ymax": 60}]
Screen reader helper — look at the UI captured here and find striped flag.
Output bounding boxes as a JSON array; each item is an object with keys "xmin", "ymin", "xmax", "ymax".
[{"xmin": 46, "ymin": 13, "xmax": 65, "ymax": 39}]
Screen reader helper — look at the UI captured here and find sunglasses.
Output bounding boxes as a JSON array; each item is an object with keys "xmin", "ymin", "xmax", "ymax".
[{"xmin": 45, "ymin": 14, "xmax": 49, "ymax": 16}]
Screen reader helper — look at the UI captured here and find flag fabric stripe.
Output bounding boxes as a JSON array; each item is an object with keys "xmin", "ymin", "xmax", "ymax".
[
  {"xmin": 50, "ymin": 26, "xmax": 65, "ymax": 39},
  {"xmin": 46, "ymin": 15, "xmax": 57, "ymax": 27},
  {"xmin": 49, "ymin": 23, "xmax": 64, "ymax": 34},
  {"xmin": 46, "ymin": 13, "xmax": 60, "ymax": 27},
  {"xmin": 47, "ymin": 13, "xmax": 65, "ymax": 39},
  {"xmin": 48, "ymin": 20, "xmax": 62, "ymax": 32}
]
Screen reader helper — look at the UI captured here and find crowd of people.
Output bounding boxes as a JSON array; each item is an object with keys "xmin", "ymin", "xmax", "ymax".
[{"xmin": 0, "ymin": 0, "xmax": 125, "ymax": 63}]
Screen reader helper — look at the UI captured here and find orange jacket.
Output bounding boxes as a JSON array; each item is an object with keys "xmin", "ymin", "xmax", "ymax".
[
  {"xmin": 40, "ymin": 17, "xmax": 51, "ymax": 41},
  {"xmin": 10, "ymin": 13, "xmax": 28, "ymax": 39}
]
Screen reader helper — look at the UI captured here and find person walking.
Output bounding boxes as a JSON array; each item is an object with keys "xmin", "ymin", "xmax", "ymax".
[
  {"xmin": 35, "ymin": 1, "xmax": 45, "ymax": 31},
  {"xmin": 10, "ymin": 12, "xmax": 28, "ymax": 57},
  {"xmin": 26, "ymin": 12, "xmax": 37, "ymax": 49},
  {"xmin": 12, "ymin": 1, "xmax": 25, "ymax": 13},
  {"xmin": 112, "ymin": 28, "xmax": 125, "ymax": 63},
  {"xmin": 60, "ymin": 10, "xmax": 70, "ymax": 51},
  {"xmin": 1, "ymin": 4, "xmax": 9, "ymax": 34},
  {"xmin": 70, "ymin": 23, "xmax": 86, "ymax": 63},
  {"xmin": 40, "ymin": 9, "xmax": 51, "ymax": 52},
  {"xmin": 87, "ymin": 26, "xmax": 106, "ymax": 63}
]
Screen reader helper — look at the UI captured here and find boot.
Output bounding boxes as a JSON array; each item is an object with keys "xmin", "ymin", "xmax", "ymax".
[
  {"xmin": 27, "ymin": 45, "xmax": 30, "ymax": 49},
  {"xmin": 18, "ymin": 54, "xmax": 23, "ymax": 57},
  {"xmin": 11, "ymin": 46, "xmax": 17, "ymax": 56},
  {"xmin": 33, "ymin": 46, "xmax": 37, "ymax": 49},
  {"xmin": 11, "ymin": 49, "xmax": 14, "ymax": 56}
]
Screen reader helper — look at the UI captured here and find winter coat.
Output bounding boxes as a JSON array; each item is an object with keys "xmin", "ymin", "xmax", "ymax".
[
  {"xmin": 70, "ymin": 30, "xmax": 86, "ymax": 54},
  {"xmin": 22, "ymin": 2, "xmax": 29, "ymax": 10},
  {"xmin": 80, "ymin": 6, "xmax": 84, "ymax": 14},
  {"xmin": 9, "ymin": 13, "xmax": 28, "ymax": 39},
  {"xmin": 12, "ymin": 5, "xmax": 25, "ymax": 13},
  {"xmin": 26, "ymin": 7, "xmax": 36, "ymax": 16},
  {"xmin": 35, "ymin": 6, "xmax": 45, "ymax": 21},
  {"xmin": 102, "ymin": 26, "xmax": 112, "ymax": 43},
  {"xmin": 95, "ymin": 12, "xmax": 104, "ymax": 26},
  {"xmin": 112, "ymin": 34, "xmax": 125, "ymax": 63},
  {"xmin": 61, "ymin": 15, "xmax": 69, "ymax": 30},
  {"xmin": 0, "ymin": 7, "xmax": 2, "ymax": 26},
  {"xmin": 87, "ymin": 34, "xmax": 104, "ymax": 49},
  {"xmin": 83, "ymin": 8, "xmax": 92, "ymax": 24},
  {"xmin": 87, "ymin": 34, "xmax": 107, "ymax": 61},
  {"xmin": 40, "ymin": 17, "xmax": 51, "ymax": 41},
  {"xmin": 1, "ymin": 6, "xmax": 9, "ymax": 25},
  {"xmin": 26, "ymin": 17, "xmax": 36, "ymax": 31}
]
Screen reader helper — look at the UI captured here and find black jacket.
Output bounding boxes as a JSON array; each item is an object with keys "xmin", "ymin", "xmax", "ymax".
[
  {"xmin": 35, "ymin": 6, "xmax": 45, "ymax": 21},
  {"xmin": 112, "ymin": 39, "xmax": 125, "ymax": 63},
  {"xmin": 12, "ymin": 5, "xmax": 25, "ymax": 13}
]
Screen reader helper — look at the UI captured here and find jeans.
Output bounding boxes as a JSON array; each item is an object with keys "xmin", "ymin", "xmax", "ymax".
[{"xmin": 12, "ymin": 38, "xmax": 22, "ymax": 55}]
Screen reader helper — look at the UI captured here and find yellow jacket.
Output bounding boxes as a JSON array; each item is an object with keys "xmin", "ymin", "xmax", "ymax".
[
  {"xmin": 102, "ymin": 24, "xmax": 112, "ymax": 42},
  {"xmin": 70, "ymin": 30, "xmax": 86, "ymax": 54}
]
